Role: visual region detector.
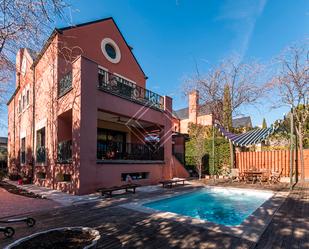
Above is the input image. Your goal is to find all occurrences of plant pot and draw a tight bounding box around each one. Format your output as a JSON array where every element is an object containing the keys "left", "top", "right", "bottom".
[
  {"left": 9, "top": 174, "right": 21, "bottom": 181},
  {"left": 22, "top": 177, "right": 32, "bottom": 184},
  {"left": 4, "top": 227, "right": 101, "bottom": 249}
]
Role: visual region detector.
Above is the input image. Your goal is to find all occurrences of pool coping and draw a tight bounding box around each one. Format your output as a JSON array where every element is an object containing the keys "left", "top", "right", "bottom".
[{"left": 119, "top": 186, "right": 289, "bottom": 242}]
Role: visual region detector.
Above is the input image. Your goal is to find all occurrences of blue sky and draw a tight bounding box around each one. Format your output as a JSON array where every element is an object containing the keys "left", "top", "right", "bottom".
[{"left": 0, "top": 0, "right": 308, "bottom": 136}]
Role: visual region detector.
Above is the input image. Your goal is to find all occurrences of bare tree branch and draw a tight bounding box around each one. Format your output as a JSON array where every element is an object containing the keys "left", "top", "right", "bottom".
[
  {"left": 0, "top": 0, "right": 70, "bottom": 101},
  {"left": 184, "top": 55, "right": 265, "bottom": 123},
  {"left": 268, "top": 43, "right": 309, "bottom": 181}
]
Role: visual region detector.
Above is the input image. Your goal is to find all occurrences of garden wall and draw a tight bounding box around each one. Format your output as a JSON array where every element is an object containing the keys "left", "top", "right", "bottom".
[{"left": 235, "top": 149, "right": 309, "bottom": 179}]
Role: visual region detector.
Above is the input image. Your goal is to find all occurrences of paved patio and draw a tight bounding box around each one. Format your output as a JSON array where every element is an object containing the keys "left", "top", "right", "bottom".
[
  {"left": 0, "top": 182, "right": 308, "bottom": 249},
  {"left": 4, "top": 180, "right": 101, "bottom": 206},
  {"left": 0, "top": 187, "right": 60, "bottom": 219}
]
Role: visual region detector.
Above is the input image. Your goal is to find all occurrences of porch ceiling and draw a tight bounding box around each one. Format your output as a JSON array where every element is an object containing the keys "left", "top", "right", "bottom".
[{"left": 97, "top": 111, "right": 161, "bottom": 130}]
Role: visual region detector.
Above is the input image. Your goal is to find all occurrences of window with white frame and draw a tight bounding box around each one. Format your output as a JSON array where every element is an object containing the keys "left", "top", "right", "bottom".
[
  {"left": 101, "top": 38, "right": 121, "bottom": 64},
  {"left": 21, "top": 57, "right": 27, "bottom": 76},
  {"left": 36, "top": 127, "right": 46, "bottom": 163},
  {"left": 18, "top": 97, "right": 21, "bottom": 114},
  {"left": 18, "top": 86, "right": 30, "bottom": 113},
  {"left": 22, "top": 91, "right": 26, "bottom": 109}
]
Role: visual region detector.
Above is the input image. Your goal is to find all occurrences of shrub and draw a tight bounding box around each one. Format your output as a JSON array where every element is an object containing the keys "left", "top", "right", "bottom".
[
  {"left": 36, "top": 172, "right": 46, "bottom": 179},
  {"left": 8, "top": 173, "right": 21, "bottom": 181},
  {"left": 186, "top": 137, "right": 230, "bottom": 176},
  {"left": 0, "top": 170, "right": 6, "bottom": 181},
  {"left": 56, "top": 172, "right": 64, "bottom": 182}
]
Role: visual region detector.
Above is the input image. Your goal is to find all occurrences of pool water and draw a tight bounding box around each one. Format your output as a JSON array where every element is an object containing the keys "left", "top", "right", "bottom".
[{"left": 144, "top": 188, "right": 272, "bottom": 226}]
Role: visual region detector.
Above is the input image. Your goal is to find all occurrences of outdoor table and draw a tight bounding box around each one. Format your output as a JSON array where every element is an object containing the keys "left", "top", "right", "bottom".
[{"left": 243, "top": 171, "right": 263, "bottom": 184}]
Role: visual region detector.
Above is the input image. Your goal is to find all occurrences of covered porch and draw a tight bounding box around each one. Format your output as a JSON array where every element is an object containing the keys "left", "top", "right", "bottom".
[{"left": 97, "top": 111, "right": 165, "bottom": 163}]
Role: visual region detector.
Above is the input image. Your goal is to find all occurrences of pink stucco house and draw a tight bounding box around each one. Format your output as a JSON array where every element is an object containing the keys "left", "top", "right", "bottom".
[{"left": 7, "top": 17, "right": 188, "bottom": 195}]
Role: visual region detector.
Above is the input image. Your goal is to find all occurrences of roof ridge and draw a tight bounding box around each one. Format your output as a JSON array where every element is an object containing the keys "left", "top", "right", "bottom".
[{"left": 58, "top": 17, "right": 114, "bottom": 31}]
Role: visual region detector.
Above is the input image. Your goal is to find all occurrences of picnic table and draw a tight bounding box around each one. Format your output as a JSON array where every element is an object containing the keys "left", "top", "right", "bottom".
[{"left": 243, "top": 171, "right": 263, "bottom": 184}]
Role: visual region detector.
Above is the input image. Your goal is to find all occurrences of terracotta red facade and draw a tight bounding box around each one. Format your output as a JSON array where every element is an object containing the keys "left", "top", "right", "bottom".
[{"left": 7, "top": 18, "right": 188, "bottom": 195}]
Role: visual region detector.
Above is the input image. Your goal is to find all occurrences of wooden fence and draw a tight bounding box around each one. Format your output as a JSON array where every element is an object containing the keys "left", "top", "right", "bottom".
[{"left": 236, "top": 149, "right": 309, "bottom": 179}]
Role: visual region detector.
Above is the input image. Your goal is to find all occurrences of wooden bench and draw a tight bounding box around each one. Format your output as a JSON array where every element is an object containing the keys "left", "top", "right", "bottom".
[
  {"left": 159, "top": 179, "right": 186, "bottom": 188},
  {"left": 97, "top": 184, "right": 141, "bottom": 197}
]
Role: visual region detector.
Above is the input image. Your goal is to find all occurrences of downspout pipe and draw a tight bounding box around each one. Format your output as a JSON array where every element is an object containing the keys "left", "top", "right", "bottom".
[
  {"left": 289, "top": 107, "right": 294, "bottom": 190},
  {"left": 31, "top": 67, "right": 36, "bottom": 183}
]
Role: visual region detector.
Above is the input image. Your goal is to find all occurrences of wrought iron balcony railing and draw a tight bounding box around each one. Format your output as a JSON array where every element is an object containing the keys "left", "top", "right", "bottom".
[
  {"left": 97, "top": 141, "right": 164, "bottom": 161},
  {"left": 97, "top": 68, "right": 164, "bottom": 110},
  {"left": 36, "top": 146, "right": 46, "bottom": 163},
  {"left": 57, "top": 140, "right": 72, "bottom": 164},
  {"left": 58, "top": 72, "right": 72, "bottom": 97}
]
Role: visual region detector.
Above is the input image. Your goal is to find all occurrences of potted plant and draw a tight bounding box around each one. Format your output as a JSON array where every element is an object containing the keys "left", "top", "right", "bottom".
[
  {"left": 20, "top": 171, "right": 33, "bottom": 184},
  {"left": 4, "top": 227, "right": 101, "bottom": 249},
  {"left": 36, "top": 171, "right": 46, "bottom": 179},
  {"left": 8, "top": 172, "right": 21, "bottom": 181},
  {"left": 0, "top": 170, "right": 6, "bottom": 181}
]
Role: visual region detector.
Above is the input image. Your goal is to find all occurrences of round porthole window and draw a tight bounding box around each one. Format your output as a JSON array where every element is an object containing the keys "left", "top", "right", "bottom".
[
  {"left": 105, "top": 44, "right": 116, "bottom": 59},
  {"left": 101, "top": 38, "right": 121, "bottom": 63}
]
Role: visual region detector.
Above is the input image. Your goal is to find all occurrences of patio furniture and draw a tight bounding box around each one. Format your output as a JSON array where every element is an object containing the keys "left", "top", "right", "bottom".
[
  {"left": 159, "top": 179, "right": 186, "bottom": 188},
  {"left": 229, "top": 168, "right": 243, "bottom": 182},
  {"left": 0, "top": 226, "right": 15, "bottom": 238},
  {"left": 243, "top": 170, "right": 263, "bottom": 184},
  {"left": 270, "top": 168, "right": 283, "bottom": 184},
  {"left": 97, "top": 183, "right": 141, "bottom": 197},
  {"left": 0, "top": 217, "right": 35, "bottom": 238},
  {"left": 0, "top": 217, "right": 35, "bottom": 227},
  {"left": 259, "top": 169, "right": 271, "bottom": 185}
]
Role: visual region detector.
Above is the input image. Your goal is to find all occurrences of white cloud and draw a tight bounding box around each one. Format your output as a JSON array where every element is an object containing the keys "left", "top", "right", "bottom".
[{"left": 216, "top": 0, "right": 267, "bottom": 61}]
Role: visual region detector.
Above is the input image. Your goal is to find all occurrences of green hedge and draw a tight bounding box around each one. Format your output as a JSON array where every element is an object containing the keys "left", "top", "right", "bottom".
[{"left": 186, "top": 137, "right": 230, "bottom": 175}]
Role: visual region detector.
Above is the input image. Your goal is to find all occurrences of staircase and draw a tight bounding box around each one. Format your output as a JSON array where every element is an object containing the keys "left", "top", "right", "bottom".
[{"left": 172, "top": 154, "right": 189, "bottom": 178}]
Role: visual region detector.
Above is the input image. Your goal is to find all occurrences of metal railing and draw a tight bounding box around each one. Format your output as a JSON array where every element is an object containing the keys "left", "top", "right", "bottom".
[
  {"left": 97, "top": 68, "right": 164, "bottom": 110},
  {"left": 36, "top": 146, "right": 46, "bottom": 163},
  {"left": 58, "top": 72, "right": 72, "bottom": 97},
  {"left": 97, "top": 141, "right": 164, "bottom": 161},
  {"left": 57, "top": 140, "right": 72, "bottom": 164}
]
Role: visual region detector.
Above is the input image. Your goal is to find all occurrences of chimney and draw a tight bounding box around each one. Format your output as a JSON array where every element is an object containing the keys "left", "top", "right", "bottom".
[{"left": 189, "top": 90, "right": 199, "bottom": 123}]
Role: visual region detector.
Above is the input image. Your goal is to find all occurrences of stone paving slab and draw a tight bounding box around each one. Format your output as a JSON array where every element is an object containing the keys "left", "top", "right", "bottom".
[{"left": 4, "top": 180, "right": 101, "bottom": 206}]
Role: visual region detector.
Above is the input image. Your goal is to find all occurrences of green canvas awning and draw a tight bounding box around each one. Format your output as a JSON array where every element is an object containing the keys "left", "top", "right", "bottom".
[{"left": 214, "top": 121, "right": 282, "bottom": 147}]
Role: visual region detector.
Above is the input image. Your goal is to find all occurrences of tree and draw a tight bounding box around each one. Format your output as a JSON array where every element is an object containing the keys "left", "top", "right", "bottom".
[
  {"left": 187, "top": 123, "right": 209, "bottom": 180},
  {"left": 222, "top": 83, "right": 235, "bottom": 168},
  {"left": 0, "top": 0, "right": 69, "bottom": 105},
  {"left": 185, "top": 55, "right": 264, "bottom": 123},
  {"left": 305, "top": 117, "right": 309, "bottom": 149},
  {"left": 185, "top": 55, "right": 265, "bottom": 171},
  {"left": 262, "top": 118, "right": 267, "bottom": 128},
  {"left": 223, "top": 84, "right": 232, "bottom": 131},
  {"left": 269, "top": 44, "right": 309, "bottom": 181}
]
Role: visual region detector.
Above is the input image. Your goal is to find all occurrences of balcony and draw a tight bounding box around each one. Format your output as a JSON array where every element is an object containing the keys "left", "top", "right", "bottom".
[
  {"left": 97, "top": 68, "right": 164, "bottom": 111},
  {"left": 57, "top": 140, "right": 72, "bottom": 164},
  {"left": 58, "top": 72, "right": 72, "bottom": 97},
  {"left": 36, "top": 146, "right": 46, "bottom": 163},
  {"left": 97, "top": 141, "right": 164, "bottom": 162}
]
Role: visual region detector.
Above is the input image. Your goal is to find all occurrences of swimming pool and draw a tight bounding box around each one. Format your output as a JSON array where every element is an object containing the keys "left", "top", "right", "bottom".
[{"left": 143, "top": 187, "right": 273, "bottom": 226}]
